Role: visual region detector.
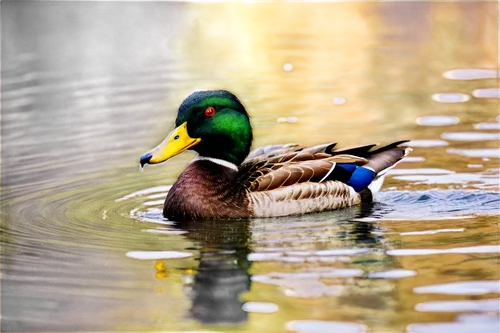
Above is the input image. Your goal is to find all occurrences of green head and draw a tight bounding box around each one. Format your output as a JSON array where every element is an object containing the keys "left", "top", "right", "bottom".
[{"left": 140, "top": 90, "right": 253, "bottom": 167}]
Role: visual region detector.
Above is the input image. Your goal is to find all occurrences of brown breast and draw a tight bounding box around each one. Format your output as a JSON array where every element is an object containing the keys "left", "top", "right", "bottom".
[{"left": 163, "top": 160, "right": 251, "bottom": 220}]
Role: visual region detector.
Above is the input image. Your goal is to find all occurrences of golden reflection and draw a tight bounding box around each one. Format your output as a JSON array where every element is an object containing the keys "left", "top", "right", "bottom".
[
  {"left": 154, "top": 260, "right": 170, "bottom": 279},
  {"left": 176, "top": 2, "right": 378, "bottom": 146},
  {"left": 170, "top": 2, "right": 498, "bottom": 183}
]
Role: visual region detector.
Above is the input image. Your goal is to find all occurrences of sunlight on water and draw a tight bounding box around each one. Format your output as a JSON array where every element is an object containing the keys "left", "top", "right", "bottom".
[
  {"left": 282, "top": 63, "right": 294, "bottom": 72},
  {"left": 474, "top": 122, "right": 500, "bottom": 130},
  {"left": 415, "top": 298, "right": 500, "bottom": 312},
  {"left": 431, "top": 93, "right": 471, "bottom": 103},
  {"left": 116, "top": 185, "right": 172, "bottom": 202},
  {"left": 414, "top": 281, "right": 500, "bottom": 295},
  {"left": 286, "top": 320, "right": 367, "bottom": 333},
  {"left": 441, "top": 132, "right": 500, "bottom": 141},
  {"left": 405, "top": 140, "right": 449, "bottom": 147},
  {"left": 388, "top": 168, "right": 455, "bottom": 175},
  {"left": 473, "top": 88, "right": 500, "bottom": 99},
  {"left": 399, "top": 228, "right": 464, "bottom": 236},
  {"left": 416, "top": 115, "right": 460, "bottom": 126},
  {"left": 242, "top": 302, "right": 279, "bottom": 313},
  {"left": 332, "top": 96, "right": 347, "bottom": 105},
  {"left": 443, "top": 69, "right": 500, "bottom": 80},
  {"left": 387, "top": 245, "right": 500, "bottom": 256},
  {"left": 447, "top": 148, "right": 500, "bottom": 158},
  {"left": 409, "top": 322, "right": 500, "bottom": 333},
  {"left": 125, "top": 250, "right": 193, "bottom": 260},
  {"left": 367, "top": 269, "right": 417, "bottom": 279}
]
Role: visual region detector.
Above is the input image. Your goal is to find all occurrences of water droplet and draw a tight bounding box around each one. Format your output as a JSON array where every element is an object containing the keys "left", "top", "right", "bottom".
[
  {"left": 332, "top": 96, "right": 346, "bottom": 105},
  {"left": 276, "top": 116, "right": 299, "bottom": 124},
  {"left": 283, "top": 63, "right": 294, "bottom": 72}
]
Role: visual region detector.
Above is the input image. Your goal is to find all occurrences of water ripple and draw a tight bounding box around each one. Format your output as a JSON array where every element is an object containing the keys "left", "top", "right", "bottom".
[
  {"left": 416, "top": 115, "right": 460, "bottom": 126},
  {"left": 432, "top": 93, "right": 470, "bottom": 103},
  {"left": 441, "top": 132, "right": 500, "bottom": 141},
  {"left": 387, "top": 245, "right": 499, "bottom": 256},
  {"left": 408, "top": 317, "right": 500, "bottom": 333},
  {"left": 415, "top": 298, "right": 500, "bottom": 312},
  {"left": 242, "top": 302, "right": 279, "bottom": 313},
  {"left": 474, "top": 122, "right": 500, "bottom": 130},
  {"left": 414, "top": 280, "right": 500, "bottom": 295},
  {"left": 473, "top": 88, "right": 500, "bottom": 99},
  {"left": 447, "top": 148, "right": 500, "bottom": 158},
  {"left": 378, "top": 190, "right": 500, "bottom": 217},
  {"left": 443, "top": 69, "right": 500, "bottom": 80},
  {"left": 287, "top": 320, "right": 367, "bottom": 333}
]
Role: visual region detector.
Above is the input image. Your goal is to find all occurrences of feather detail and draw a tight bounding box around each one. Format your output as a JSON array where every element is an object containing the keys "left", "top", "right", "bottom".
[
  {"left": 331, "top": 143, "right": 377, "bottom": 156},
  {"left": 250, "top": 159, "right": 334, "bottom": 191},
  {"left": 241, "top": 141, "right": 410, "bottom": 198},
  {"left": 246, "top": 144, "right": 301, "bottom": 160},
  {"left": 243, "top": 153, "right": 367, "bottom": 192},
  {"left": 238, "top": 151, "right": 333, "bottom": 187},
  {"left": 368, "top": 147, "right": 412, "bottom": 194},
  {"left": 365, "top": 143, "right": 410, "bottom": 173},
  {"left": 300, "top": 142, "right": 337, "bottom": 154},
  {"left": 249, "top": 181, "right": 360, "bottom": 217}
]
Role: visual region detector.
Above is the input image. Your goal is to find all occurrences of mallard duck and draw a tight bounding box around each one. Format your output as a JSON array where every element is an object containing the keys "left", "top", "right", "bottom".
[{"left": 140, "top": 90, "right": 410, "bottom": 220}]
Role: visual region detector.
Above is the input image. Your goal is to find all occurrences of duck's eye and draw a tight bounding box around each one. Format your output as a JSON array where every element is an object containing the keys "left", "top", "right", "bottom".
[{"left": 204, "top": 107, "right": 216, "bottom": 117}]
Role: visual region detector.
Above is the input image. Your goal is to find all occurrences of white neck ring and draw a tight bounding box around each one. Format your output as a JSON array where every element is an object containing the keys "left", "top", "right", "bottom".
[{"left": 192, "top": 156, "right": 239, "bottom": 172}]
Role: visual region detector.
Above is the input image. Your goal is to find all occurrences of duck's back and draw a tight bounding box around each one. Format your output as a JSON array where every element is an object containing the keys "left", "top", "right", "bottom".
[{"left": 239, "top": 141, "right": 410, "bottom": 217}]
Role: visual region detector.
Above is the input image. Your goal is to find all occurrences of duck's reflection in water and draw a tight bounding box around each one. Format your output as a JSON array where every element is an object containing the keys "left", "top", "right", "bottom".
[
  {"left": 177, "top": 219, "right": 252, "bottom": 325},
  {"left": 168, "top": 202, "right": 384, "bottom": 325}
]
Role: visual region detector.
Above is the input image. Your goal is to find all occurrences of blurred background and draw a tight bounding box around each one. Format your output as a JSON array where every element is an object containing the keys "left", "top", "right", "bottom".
[{"left": 1, "top": 1, "right": 499, "bottom": 332}]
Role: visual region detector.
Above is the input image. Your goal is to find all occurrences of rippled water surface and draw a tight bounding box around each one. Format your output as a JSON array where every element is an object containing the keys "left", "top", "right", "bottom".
[{"left": 1, "top": 2, "right": 499, "bottom": 332}]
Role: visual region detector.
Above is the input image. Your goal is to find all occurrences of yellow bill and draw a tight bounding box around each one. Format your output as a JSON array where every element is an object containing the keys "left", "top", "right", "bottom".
[{"left": 140, "top": 122, "right": 201, "bottom": 167}]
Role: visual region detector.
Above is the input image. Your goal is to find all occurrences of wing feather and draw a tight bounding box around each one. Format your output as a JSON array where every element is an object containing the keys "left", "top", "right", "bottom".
[{"left": 238, "top": 141, "right": 408, "bottom": 193}]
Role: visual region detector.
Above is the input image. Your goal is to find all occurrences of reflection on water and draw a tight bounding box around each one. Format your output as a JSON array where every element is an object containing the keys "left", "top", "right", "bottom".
[
  {"left": 1, "top": 1, "right": 499, "bottom": 332},
  {"left": 416, "top": 115, "right": 460, "bottom": 126},
  {"left": 431, "top": 93, "right": 471, "bottom": 103}
]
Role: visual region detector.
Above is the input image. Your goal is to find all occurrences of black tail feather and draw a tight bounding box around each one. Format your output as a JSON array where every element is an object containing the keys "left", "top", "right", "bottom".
[
  {"left": 368, "top": 140, "right": 410, "bottom": 155},
  {"left": 331, "top": 143, "right": 378, "bottom": 157},
  {"left": 365, "top": 141, "right": 410, "bottom": 174}
]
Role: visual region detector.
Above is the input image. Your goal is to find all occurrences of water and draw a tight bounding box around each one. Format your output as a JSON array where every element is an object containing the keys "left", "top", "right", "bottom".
[{"left": 1, "top": 2, "right": 499, "bottom": 332}]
